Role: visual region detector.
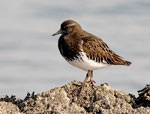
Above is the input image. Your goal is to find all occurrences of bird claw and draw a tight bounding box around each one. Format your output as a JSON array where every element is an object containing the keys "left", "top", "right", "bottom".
[
  {"left": 71, "top": 81, "right": 85, "bottom": 95},
  {"left": 87, "top": 80, "right": 96, "bottom": 85}
]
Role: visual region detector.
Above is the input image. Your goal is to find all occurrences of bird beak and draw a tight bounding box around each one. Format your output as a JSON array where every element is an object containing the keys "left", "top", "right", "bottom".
[{"left": 52, "top": 29, "right": 62, "bottom": 36}]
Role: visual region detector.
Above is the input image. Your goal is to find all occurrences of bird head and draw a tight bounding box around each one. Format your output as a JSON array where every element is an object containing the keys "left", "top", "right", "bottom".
[{"left": 52, "top": 20, "right": 82, "bottom": 36}]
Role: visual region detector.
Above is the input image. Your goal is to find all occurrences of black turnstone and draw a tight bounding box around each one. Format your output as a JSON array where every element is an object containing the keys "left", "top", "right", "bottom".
[{"left": 52, "top": 20, "right": 131, "bottom": 86}]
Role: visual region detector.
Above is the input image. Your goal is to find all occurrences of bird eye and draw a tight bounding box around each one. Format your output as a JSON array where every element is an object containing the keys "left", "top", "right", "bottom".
[{"left": 64, "top": 26, "right": 69, "bottom": 29}]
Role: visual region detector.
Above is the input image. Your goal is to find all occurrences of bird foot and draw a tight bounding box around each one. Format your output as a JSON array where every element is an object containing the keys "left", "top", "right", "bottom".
[
  {"left": 71, "top": 81, "right": 85, "bottom": 95},
  {"left": 87, "top": 80, "right": 96, "bottom": 85},
  {"left": 72, "top": 80, "right": 96, "bottom": 95}
]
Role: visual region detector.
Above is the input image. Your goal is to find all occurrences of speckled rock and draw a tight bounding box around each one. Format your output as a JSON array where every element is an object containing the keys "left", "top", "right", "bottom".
[
  {"left": 23, "top": 87, "right": 86, "bottom": 114},
  {"left": 0, "top": 81, "right": 150, "bottom": 114},
  {"left": 62, "top": 81, "right": 133, "bottom": 114},
  {"left": 0, "top": 101, "right": 23, "bottom": 114}
]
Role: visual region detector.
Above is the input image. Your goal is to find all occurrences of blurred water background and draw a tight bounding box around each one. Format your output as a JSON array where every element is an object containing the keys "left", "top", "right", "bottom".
[{"left": 0, "top": 0, "right": 149, "bottom": 98}]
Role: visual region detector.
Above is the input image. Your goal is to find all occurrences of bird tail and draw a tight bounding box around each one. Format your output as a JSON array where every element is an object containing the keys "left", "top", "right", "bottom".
[
  {"left": 111, "top": 53, "right": 132, "bottom": 66},
  {"left": 124, "top": 60, "right": 132, "bottom": 66}
]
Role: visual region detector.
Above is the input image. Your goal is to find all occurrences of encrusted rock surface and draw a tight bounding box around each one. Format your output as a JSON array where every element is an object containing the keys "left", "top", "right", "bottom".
[
  {"left": 0, "top": 101, "right": 22, "bottom": 114},
  {"left": 0, "top": 81, "right": 150, "bottom": 114}
]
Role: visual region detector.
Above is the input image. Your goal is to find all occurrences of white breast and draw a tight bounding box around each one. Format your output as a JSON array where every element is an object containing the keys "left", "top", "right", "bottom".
[{"left": 67, "top": 52, "right": 110, "bottom": 71}]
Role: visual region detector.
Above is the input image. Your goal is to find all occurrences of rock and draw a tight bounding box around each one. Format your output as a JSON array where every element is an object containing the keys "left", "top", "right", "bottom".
[
  {"left": 135, "top": 84, "right": 150, "bottom": 107},
  {"left": 0, "top": 81, "right": 150, "bottom": 114},
  {"left": 23, "top": 87, "right": 86, "bottom": 114},
  {"left": 0, "top": 101, "right": 23, "bottom": 114}
]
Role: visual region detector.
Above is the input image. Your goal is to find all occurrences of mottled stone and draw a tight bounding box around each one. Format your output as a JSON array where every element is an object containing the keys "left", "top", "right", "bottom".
[
  {"left": 0, "top": 81, "right": 150, "bottom": 114},
  {"left": 0, "top": 101, "right": 23, "bottom": 114}
]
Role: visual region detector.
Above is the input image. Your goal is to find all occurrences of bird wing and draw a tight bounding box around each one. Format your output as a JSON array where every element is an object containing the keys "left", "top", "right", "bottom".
[{"left": 81, "top": 36, "right": 131, "bottom": 65}]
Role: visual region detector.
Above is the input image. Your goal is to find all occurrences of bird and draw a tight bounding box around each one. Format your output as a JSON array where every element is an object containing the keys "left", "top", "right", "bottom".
[{"left": 52, "top": 20, "right": 131, "bottom": 87}]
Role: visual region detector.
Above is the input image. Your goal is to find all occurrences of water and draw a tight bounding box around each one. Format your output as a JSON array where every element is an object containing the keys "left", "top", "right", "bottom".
[{"left": 0, "top": 0, "right": 150, "bottom": 98}]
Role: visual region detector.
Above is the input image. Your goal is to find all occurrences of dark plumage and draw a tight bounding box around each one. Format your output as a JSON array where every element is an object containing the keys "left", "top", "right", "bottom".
[{"left": 52, "top": 20, "right": 131, "bottom": 86}]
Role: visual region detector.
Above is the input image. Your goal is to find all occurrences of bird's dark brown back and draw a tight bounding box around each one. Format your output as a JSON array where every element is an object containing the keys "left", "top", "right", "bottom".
[{"left": 81, "top": 31, "right": 132, "bottom": 66}]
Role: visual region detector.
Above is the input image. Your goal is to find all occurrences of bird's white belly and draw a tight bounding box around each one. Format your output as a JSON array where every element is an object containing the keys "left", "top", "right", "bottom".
[{"left": 67, "top": 52, "right": 110, "bottom": 71}]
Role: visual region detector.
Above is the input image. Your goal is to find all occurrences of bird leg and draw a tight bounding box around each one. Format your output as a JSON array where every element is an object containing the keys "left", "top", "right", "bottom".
[
  {"left": 72, "top": 70, "right": 90, "bottom": 94},
  {"left": 81, "top": 70, "right": 90, "bottom": 88},
  {"left": 87, "top": 70, "right": 96, "bottom": 85},
  {"left": 72, "top": 70, "right": 95, "bottom": 94},
  {"left": 82, "top": 70, "right": 96, "bottom": 86}
]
